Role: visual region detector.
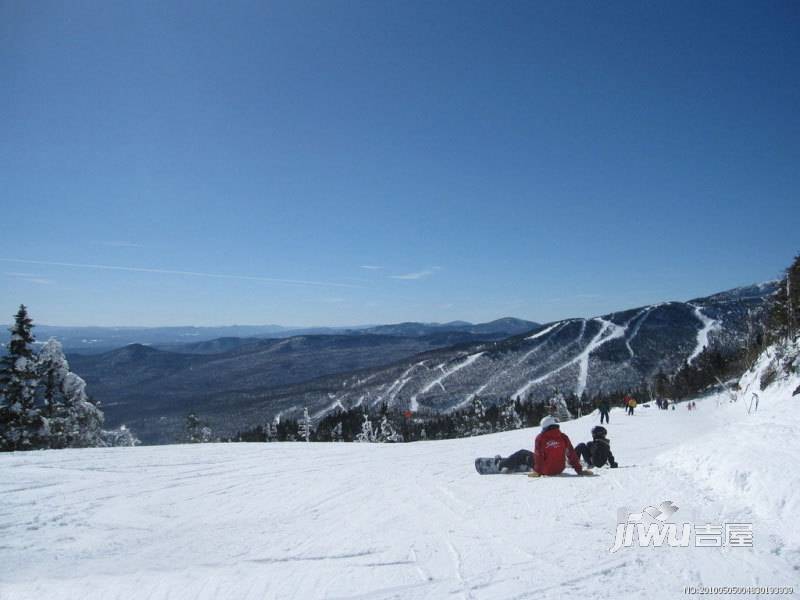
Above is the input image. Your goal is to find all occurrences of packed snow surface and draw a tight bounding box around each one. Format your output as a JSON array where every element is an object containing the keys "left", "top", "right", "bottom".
[{"left": 2, "top": 375, "right": 799, "bottom": 599}]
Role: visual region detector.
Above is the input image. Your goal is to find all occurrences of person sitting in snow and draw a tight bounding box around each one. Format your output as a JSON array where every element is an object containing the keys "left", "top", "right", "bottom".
[
  {"left": 574, "top": 425, "right": 618, "bottom": 468},
  {"left": 493, "top": 416, "right": 590, "bottom": 476},
  {"left": 530, "top": 416, "right": 588, "bottom": 477}
]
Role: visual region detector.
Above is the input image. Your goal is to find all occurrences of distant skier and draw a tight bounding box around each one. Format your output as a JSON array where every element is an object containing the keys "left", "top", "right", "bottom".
[
  {"left": 529, "top": 416, "right": 589, "bottom": 477},
  {"left": 625, "top": 395, "right": 637, "bottom": 416},
  {"left": 597, "top": 398, "right": 611, "bottom": 424},
  {"left": 575, "top": 426, "right": 618, "bottom": 468}
]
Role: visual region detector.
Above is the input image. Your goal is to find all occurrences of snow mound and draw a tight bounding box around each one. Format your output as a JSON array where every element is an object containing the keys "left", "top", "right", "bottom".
[{"left": 657, "top": 340, "right": 800, "bottom": 545}]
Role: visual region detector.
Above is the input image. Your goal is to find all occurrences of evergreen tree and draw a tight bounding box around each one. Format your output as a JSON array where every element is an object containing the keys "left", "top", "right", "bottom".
[
  {"left": 378, "top": 414, "right": 402, "bottom": 442},
  {"left": 183, "top": 413, "right": 212, "bottom": 443},
  {"left": 60, "top": 373, "right": 104, "bottom": 447},
  {"left": 0, "top": 305, "right": 46, "bottom": 451},
  {"left": 466, "top": 396, "right": 490, "bottom": 436},
  {"left": 499, "top": 397, "right": 522, "bottom": 431},
  {"left": 299, "top": 407, "right": 312, "bottom": 442},
  {"left": 355, "top": 411, "right": 375, "bottom": 442},
  {"left": 36, "top": 338, "right": 68, "bottom": 423},
  {"left": 770, "top": 254, "right": 800, "bottom": 340},
  {"left": 35, "top": 338, "right": 103, "bottom": 448},
  {"left": 100, "top": 424, "right": 140, "bottom": 447}
]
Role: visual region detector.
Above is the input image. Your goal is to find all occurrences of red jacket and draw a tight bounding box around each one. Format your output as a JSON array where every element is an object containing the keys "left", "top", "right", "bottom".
[{"left": 534, "top": 427, "right": 583, "bottom": 475}]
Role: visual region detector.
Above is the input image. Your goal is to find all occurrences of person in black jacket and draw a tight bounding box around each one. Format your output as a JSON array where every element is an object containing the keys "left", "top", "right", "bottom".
[
  {"left": 575, "top": 426, "right": 618, "bottom": 468},
  {"left": 598, "top": 399, "right": 610, "bottom": 424}
]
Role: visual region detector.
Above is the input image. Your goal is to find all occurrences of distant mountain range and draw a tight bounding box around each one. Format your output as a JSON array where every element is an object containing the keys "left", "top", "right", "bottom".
[
  {"left": 61, "top": 283, "right": 774, "bottom": 444},
  {"left": 5, "top": 285, "right": 776, "bottom": 444},
  {"left": 21, "top": 318, "right": 539, "bottom": 354},
  {"left": 68, "top": 331, "right": 520, "bottom": 411}
]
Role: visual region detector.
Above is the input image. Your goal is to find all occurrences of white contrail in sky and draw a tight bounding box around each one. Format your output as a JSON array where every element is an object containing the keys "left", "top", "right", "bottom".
[
  {"left": 0, "top": 258, "right": 361, "bottom": 289},
  {"left": 390, "top": 266, "right": 442, "bottom": 280}
]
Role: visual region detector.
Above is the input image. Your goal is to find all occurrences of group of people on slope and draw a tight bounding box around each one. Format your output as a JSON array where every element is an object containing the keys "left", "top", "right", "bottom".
[
  {"left": 596, "top": 395, "right": 637, "bottom": 423},
  {"left": 493, "top": 417, "right": 618, "bottom": 477}
]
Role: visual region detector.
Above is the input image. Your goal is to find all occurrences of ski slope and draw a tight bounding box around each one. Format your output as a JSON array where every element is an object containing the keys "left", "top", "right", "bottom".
[
  {"left": 687, "top": 304, "right": 720, "bottom": 365},
  {"left": 2, "top": 378, "right": 798, "bottom": 599}
]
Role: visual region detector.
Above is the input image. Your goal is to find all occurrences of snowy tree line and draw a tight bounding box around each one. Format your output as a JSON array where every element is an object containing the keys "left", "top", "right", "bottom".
[
  {"left": 768, "top": 254, "right": 800, "bottom": 342},
  {"left": 230, "top": 395, "right": 557, "bottom": 443},
  {"left": 0, "top": 306, "right": 139, "bottom": 451}
]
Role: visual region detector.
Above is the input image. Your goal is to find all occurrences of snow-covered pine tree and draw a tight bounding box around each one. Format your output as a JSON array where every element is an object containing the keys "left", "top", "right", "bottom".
[
  {"left": 500, "top": 397, "right": 522, "bottom": 431},
  {"left": 0, "top": 305, "right": 47, "bottom": 451},
  {"left": 35, "top": 338, "right": 104, "bottom": 448},
  {"left": 467, "top": 396, "right": 490, "bottom": 436},
  {"left": 36, "top": 338, "right": 69, "bottom": 424},
  {"left": 299, "top": 407, "right": 312, "bottom": 442},
  {"left": 770, "top": 254, "right": 800, "bottom": 340},
  {"left": 60, "top": 372, "right": 104, "bottom": 448},
  {"left": 355, "top": 411, "right": 375, "bottom": 442},
  {"left": 100, "top": 424, "right": 140, "bottom": 447},
  {"left": 378, "top": 415, "right": 403, "bottom": 442},
  {"left": 184, "top": 413, "right": 204, "bottom": 443}
]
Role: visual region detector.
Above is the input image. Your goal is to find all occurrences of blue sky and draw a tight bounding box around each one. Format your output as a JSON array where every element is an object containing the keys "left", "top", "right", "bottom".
[{"left": 1, "top": 1, "right": 798, "bottom": 327}]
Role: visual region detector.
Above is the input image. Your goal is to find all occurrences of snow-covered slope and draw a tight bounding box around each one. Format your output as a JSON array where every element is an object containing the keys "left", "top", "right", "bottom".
[
  {"left": 2, "top": 343, "right": 798, "bottom": 599},
  {"left": 659, "top": 339, "right": 800, "bottom": 534}
]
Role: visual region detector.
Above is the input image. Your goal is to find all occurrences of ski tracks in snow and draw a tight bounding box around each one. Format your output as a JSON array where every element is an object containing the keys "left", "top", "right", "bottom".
[{"left": 3, "top": 396, "right": 798, "bottom": 600}]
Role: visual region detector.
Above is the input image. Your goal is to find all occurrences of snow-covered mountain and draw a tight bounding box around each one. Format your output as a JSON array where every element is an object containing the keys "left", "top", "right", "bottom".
[
  {"left": 98, "top": 283, "right": 775, "bottom": 443},
  {"left": 24, "top": 318, "right": 539, "bottom": 354},
  {"left": 360, "top": 317, "right": 539, "bottom": 338},
  {"left": 2, "top": 333, "right": 797, "bottom": 599}
]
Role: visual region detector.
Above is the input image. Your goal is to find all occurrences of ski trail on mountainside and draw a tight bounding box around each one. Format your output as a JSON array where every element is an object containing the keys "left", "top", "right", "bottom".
[
  {"left": 410, "top": 353, "right": 484, "bottom": 412},
  {"left": 461, "top": 322, "right": 570, "bottom": 407},
  {"left": 514, "top": 318, "right": 627, "bottom": 399},
  {"left": 624, "top": 306, "right": 655, "bottom": 358},
  {"left": 525, "top": 321, "right": 563, "bottom": 341},
  {"left": 362, "top": 362, "right": 429, "bottom": 411},
  {"left": 687, "top": 304, "right": 719, "bottom": 365}
]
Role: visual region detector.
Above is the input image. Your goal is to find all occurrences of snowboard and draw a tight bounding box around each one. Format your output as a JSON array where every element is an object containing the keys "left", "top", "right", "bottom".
[
  {"left": 474, "top": 457, "right": 531, "bottom": 475},
  {"left": 529, "top": 471, "right": 597, "bottom": 478}
]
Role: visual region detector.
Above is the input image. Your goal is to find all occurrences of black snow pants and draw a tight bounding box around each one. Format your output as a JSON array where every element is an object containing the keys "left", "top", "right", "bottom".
[{"left": 498, "top": 449, "right": 534, "bottom": 471}]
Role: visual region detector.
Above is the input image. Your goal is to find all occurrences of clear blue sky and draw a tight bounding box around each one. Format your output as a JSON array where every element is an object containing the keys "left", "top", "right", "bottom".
[{"left": 1, "top": 1, "right": 798, "bottom": 327}]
